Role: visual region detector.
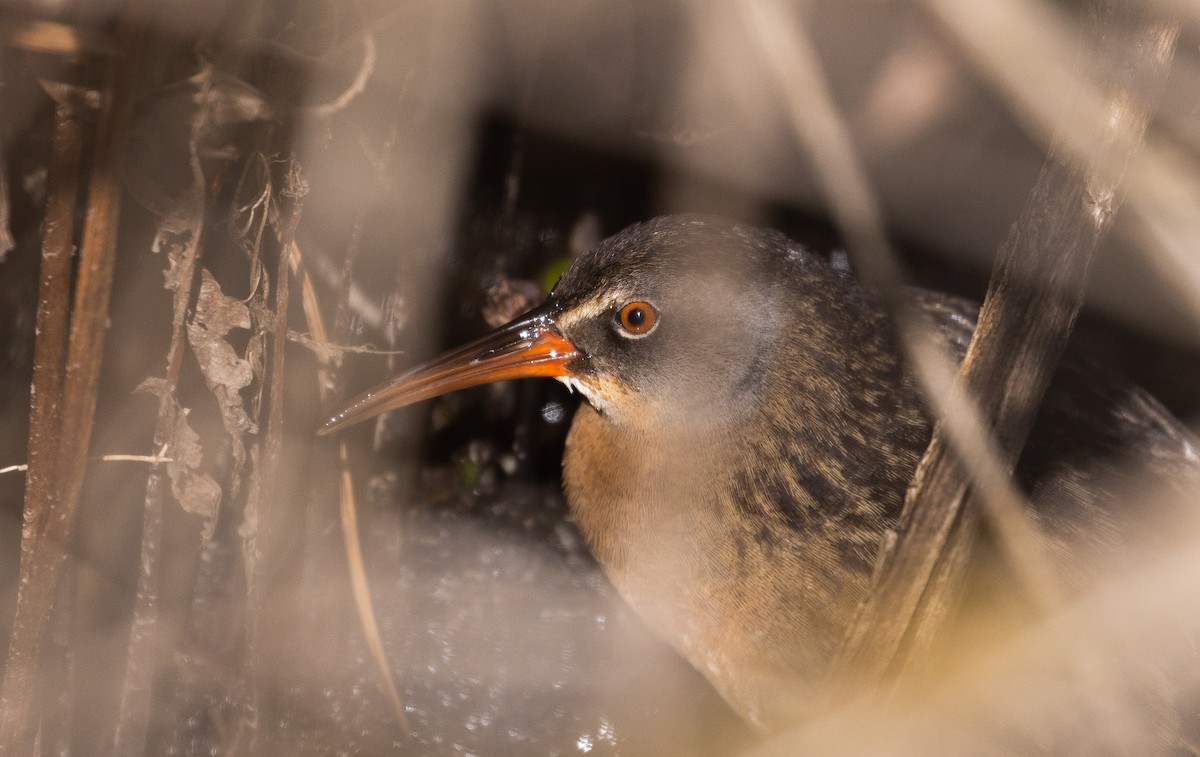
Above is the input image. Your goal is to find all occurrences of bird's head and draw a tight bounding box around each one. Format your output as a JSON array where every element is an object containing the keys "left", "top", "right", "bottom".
[{"left": 319, "top": 215, "right": 815, "bottom": 435}]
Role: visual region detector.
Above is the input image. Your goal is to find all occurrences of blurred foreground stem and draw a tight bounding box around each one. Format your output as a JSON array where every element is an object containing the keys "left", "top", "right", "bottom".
[{"left": 833, "top": 0, "right": 1179, "bottom": 699}]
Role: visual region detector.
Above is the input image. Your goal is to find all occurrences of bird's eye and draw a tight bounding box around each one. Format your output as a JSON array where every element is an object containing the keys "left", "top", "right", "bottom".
[{"left": 615, "top": 301, "right": 658, "bottom": 337}]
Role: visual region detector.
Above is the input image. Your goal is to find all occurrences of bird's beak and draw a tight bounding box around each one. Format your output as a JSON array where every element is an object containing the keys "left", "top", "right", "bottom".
[{"left": 318, "top": 305, "right": 579, "bottom": 435}]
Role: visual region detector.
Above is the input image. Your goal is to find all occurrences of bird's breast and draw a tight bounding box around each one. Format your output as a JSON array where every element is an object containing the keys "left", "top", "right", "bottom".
[{"left": 560, "top": 401, "right": 876, "bottom": 729}]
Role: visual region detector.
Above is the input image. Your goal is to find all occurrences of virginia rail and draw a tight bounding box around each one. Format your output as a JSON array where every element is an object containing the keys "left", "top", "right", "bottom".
[{"left": 320, "top": 215, "right": 1199, "bottom": 733}]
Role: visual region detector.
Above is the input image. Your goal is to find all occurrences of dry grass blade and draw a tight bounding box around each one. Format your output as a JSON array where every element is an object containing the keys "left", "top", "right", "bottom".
[
  {"left": 289, "top": 243, "right": 411, "bottom": 733},
  {"left": 736, "top": 0, "right": 998, "bottom": 690},
  {"left": 337, "top": 442, "right": 410, "bottom": 732},
  {"left": 51, "top": 49, "right": 129, "bottom": 604},
  {"left": 283, "top": 57, "right": 411, "bottom": 722},
  {"left": 289, "top": 248, "right": 336, "bottom": 398}
]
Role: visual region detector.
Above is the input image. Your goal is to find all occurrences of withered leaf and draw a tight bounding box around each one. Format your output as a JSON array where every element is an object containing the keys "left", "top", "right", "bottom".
[
  {"left": 187, "top": 269, "right": 257, "bottom": 494},
  {"left": 136, "top": 377, "right": 221, "bottom": 541}
]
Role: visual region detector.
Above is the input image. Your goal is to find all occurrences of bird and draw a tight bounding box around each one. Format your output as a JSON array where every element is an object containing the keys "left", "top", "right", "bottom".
[{"left": 319, "top": 214, "right": 1200, "bottom": 737}]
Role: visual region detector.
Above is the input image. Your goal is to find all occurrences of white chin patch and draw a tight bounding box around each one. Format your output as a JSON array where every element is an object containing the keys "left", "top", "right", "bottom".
[
  {"left": 555, "top": 375, "right": 611, "bottom": 415},
  {"left": 554, "top": 375, "right": 579, "bottom": 394}
]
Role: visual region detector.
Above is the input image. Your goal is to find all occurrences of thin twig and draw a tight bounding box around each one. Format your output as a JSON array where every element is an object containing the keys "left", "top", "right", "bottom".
[
  {"left": 0, "top": 455, "right": 174, "bottom": 475},
  {"left": 286, "top": 329, "right": 402, "bottom": 358}
]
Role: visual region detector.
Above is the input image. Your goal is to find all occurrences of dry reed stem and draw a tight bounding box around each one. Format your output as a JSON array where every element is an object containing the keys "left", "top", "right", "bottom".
[
  {"left": 0, "top": 15, "right": 138, "bottom": 748},
  {"left": 17, "top": 89, "right": 84, "bottom": 589},
  {"left": 0, "top": 78, "right": 84, "bottom": 755}
]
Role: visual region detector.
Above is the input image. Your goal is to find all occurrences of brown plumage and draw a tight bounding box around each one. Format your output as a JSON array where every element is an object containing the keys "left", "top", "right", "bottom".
[{"left": 321, "top": 214, "right": 1200, "bottom": 735}]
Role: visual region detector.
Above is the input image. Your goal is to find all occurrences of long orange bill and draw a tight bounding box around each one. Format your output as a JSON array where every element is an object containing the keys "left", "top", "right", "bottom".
[{"left": 319, "top": 306, "right": 579, "bottom": 435}]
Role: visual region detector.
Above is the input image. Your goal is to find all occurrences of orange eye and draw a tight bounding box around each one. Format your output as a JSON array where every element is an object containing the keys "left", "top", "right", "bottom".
[{"left": 616, "top": 301, "right": 658, "bottom": 336}]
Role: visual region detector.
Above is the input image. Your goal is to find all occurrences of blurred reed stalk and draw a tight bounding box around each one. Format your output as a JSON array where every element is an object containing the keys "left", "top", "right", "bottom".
[{"left": 741, "top": 0, "right": 1180, "bottom": 736}]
